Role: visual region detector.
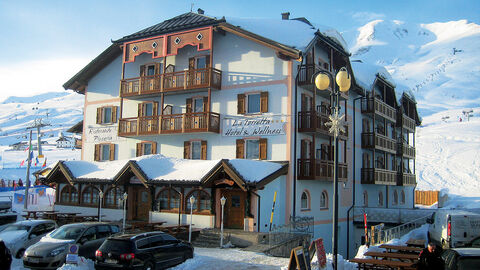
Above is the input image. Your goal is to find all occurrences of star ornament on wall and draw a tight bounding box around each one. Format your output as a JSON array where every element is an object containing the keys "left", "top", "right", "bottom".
[{"left": 325, "top": 111, "right": 346, "bottom": 138}]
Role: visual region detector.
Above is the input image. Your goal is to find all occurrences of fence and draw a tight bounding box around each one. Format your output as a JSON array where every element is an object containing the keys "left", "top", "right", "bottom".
[
  {"left": 415, "top": 190, "right": 439, "bottom": 206},
  {"left": 370, "top": 215, "right": 431, "bottom": 245},
  {"left": 268, "top": 215, "right": 314, "bottom": 247}
]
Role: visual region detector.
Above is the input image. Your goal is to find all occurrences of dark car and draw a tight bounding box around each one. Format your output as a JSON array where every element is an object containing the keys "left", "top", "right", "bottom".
[
  {"left": 95, "top": 231, "right": 193, "bottom": 270},
  {"left": 23, "top": 222, "right": 119, "bottom": 269},
  {"left": 441, "top": 248, "right": 480, "bottom": 270}
]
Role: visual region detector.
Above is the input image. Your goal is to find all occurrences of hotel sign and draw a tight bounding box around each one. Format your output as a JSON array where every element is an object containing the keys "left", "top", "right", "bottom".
[
  {"left": 222, "top": 117, "right": 286, "bottom": 136},
  {"left": 86, "top": 126, "right": 124, "bottom": 143}
]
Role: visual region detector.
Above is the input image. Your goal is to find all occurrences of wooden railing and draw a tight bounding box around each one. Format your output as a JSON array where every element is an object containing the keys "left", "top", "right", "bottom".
[
  {"left": 118, "top": 112, "right": 220, "bottom": 136},
  {"left": 397, "top": 172, "right": 416, "bottom": 186},
  {"left": 298, "top": 111, "right": 348, "bottom": 138},
  {"left": 361, "top": 168, "right": 397, "bottom": 185},
  {"left": 362, "top": 97, "right": 396, "bottom": 123},
  {"left": 361, "top": 132, "right": 396, "bottom": 153},
  {"left": 397, "top": 142, "right": 415, "bottom": 159},
  {"left": 297, "top": 158, "right": 347, "bottom": 181},
  {"left": 397, "top": 113, "right": 416, "bottom": 133},
  {"left": 120, "top": 67, "right": 222, "bottom": 97},
  {"left": 297, "top": 64, "right": 348, "bottom": 98}
]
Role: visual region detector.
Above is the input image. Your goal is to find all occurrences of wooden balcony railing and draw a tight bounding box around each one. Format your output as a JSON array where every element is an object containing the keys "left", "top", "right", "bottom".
[
  {"left": 361, "top": 168, "right": 397, "bottom": 185},
  {"left": 118, "top": 112, "right": 220, "bottom": 136},
  {"left": 297, "top": 158, "right": 347, "bottom": 181},
  {"left": 120, "top": 67, "right": 222, "bottom": 97},
  {"left": 298, "top": 111, "right": 348, "bottom": 138},
  {"left": 397, "top": 113, "right": 416, "bottom": 133},
  {"left": 361, "top": 132, "right": 397, "bottom": 153},
  {"left": 361, "top": 97, "right": 396, "bottom": 123},
  {"left": 397, "top": 172, "right": 416, "bottom": 186},
  {"left": 397, "top": 142, "right": 415, "bottom": 159}
]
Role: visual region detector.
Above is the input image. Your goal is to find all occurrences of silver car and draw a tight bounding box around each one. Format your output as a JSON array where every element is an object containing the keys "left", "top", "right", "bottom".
[
  {"left": 23, "top": 222, "right": 119, "bottom": 269},
  {"left": 0, "top": 219, "right": 57, "bottom": 258}
]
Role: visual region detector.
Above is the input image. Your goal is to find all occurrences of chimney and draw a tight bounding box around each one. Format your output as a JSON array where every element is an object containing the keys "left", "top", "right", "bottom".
[
  {"left": 281, "top": 12, "right": 290, "bottom": 20},
  {"left": 197, "top": 8, "right": 205, "bottom": 15}
]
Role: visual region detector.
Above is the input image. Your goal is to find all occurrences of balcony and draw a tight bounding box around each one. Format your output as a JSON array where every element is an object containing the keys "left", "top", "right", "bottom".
[
  {"left": 297, "top": 158, "right": 347, "bottom": 181},
  {"left": 361, "top": 168, "right": 397, "bottom": 185},
  {"left": 397, "top": 172, "right": 416, "bottom": 186},
  {"left": 397, "top": 112, "right": 416, "bottom": 133},
  {"left": 298, "top": 111, "right": 348, "bottom": 139},
  {"left": 397, "top": 142, "right": 415, "bottom": 159},
  {"left": 118, "top": 112, "right": 220, "bottom": 136},
  {"left": 361, "top": 132, "right": 396, "bottom": 154},
  {"left": 120, "top": 67, "right": 222, "bottom": 97},
  {"left": 361, "top": 97, "right": 396, "bottom": 123},
  {"left": 297, "top": 64, "right": 348, "bottom": 99}
]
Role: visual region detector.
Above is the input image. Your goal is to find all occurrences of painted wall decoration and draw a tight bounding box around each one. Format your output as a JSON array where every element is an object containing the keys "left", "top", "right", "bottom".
[
  {"left": 86, "top": 126, "right": 125, "bottom": 143},
  {"left": 222, "top": 116, "right": 287, "bottom": 136}
]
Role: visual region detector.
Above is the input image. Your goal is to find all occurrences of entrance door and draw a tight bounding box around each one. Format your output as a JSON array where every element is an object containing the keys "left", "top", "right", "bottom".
[
  {"left": 128, "top": 186, "right": 151, "bottom": 221},
  {"left": 223, "top": 190, "right": 245, "bottom": 229}
]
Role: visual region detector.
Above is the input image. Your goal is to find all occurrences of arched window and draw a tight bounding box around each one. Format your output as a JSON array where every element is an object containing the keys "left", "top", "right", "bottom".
[
  {"left": 378, "top": 191, "right": 383, "bottom": 206},
  {"left": 401, "top": 190, "right": 406, "bottom": 205},
  {"left": 60, "top": 185, "right": 78, "bottom": 204},
  {"left": 393, "top": 190, "right": 398, "bottom": 205},
  {"left": 185, "top": 189, "right": 211, "bottom": 213},
  {"left": 300, "top": 191, "right": 310, "bottom": 210},
  {"left": 154, "top": 188, "right": 181, "bottom": 212},
  {"left": 320, "top": 191, "right": 328, "bottom": 209},
  {"left": 105, "top": 187, "right": 123, "bottom": 209},
  {"left": 82, "top": 185, "right": 99, "bottom": 206},
  {"left": 363, "top": 191, "right": 368, "bottom": 207}
]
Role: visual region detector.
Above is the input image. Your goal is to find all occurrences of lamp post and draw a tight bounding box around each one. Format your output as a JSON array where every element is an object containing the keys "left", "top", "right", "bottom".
[
  {"left": 188, "top": 196, "right": 195, "bottom": 242},
  {"left": 122, "top": 192, "right": 128, "bottom": 233},
  {"left": 220, "top": 196, "right": 226, "bottom": 248},
  {"left": 98, "top": 190, "right": 104, "bottom": 222},
  {"left": 314, "top": 67, "right": 351, "bottom": 270}
]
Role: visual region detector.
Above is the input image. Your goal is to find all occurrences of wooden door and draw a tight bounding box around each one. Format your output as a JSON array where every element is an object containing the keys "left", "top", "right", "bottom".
[
  {"left": 223, "top": 190, "right": 245, "bottom": 229},
  {"left": 129, "top": 186, "right": 151, "bottom": 221}
]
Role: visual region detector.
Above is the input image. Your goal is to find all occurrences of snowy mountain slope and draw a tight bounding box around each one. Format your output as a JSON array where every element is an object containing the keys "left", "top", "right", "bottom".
[{"left": 346, "top": 19, "right": 480, "bottom": 116}]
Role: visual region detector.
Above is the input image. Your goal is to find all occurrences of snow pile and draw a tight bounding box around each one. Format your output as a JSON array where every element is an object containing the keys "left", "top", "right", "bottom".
[{"left": 58, "top": 257, "right": 94, "bottom": 270}]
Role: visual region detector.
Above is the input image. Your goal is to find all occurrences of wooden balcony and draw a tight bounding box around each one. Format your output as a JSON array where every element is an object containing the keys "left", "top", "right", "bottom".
[
  {"left": 118, "top": 112, "right": 220, "bottom": 136},
  {"left": 298, "top": 111, "right": 348, "bottom": 139},
  {"left": 297, "top": 158, "right": 347, "bottom": 181},
  {"left": 361, "top": 168, "right": 397, "bottom": 185},
  {"left": 397, "top": 172, "right": 416, "bottom": 186},
  {"left": 361, "top": 132, "right": 397, "bottom": 154},
  {"left": 120, "top": 67, "right": 222, "bottom": 97},
  {"left": 297, "top": 64, "right": 348, "bottom": 99},
  {"left": 361, "top": 97, "right": 396, "bottom": 123},
  {"left": 396, "top": 112, "right": 416, "bottom": 133},
  {"left": 397, "top": 142, "right": 415, "bottom": 159}
]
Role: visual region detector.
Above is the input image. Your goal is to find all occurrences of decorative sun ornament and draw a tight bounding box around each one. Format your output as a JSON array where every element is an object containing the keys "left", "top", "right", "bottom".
[{"left": 325, "top": 110, "right": 346, "bottom": 138}]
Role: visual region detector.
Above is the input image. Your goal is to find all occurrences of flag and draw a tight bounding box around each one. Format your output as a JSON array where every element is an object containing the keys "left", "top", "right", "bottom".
[
  {"left": 29, "top": 151, "right": 33, "bottom": 161},
  {"left": 20, "top": 160, "right": 25, "bottom": 166},
  {"left": 35, "top": 157, "right": 39, "bottom": 166},
  {"left": 42, "top": 158, "right": 47, "bottom": 168},
  {"left": 14, "top": 193, "right": 25, "bottom": 204},
  {"left": 36, "top": 187, "right": 46, "bottom": 196},
  {"left": 24, "top": 146, "right": 29, "bottom": 152}
]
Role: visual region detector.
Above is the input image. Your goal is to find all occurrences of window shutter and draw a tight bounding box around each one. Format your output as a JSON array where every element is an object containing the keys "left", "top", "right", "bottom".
[
  {"left": 136, "top": 143, "right": 142, "bottom": 157},
  {"left": 203, "top": 96, "right": 209, "bottom": 112},
  {"left": 184, "top": 141, "right": 190, "bottom": 159},
  {"left": 328, "top": 145, "right": 334, "bottom": 161},
  {"left": 205, "top": 56, "right": 211, "bottom": 68},
  {"left": 260, "top": 91, "right": 268, "bottom": 113},
  {"left": 300, "top": 139, "right": 306, "bottom": 158},
  {"left": 301, "top": 94, "right": 307, "bottom": 111},
  {"left": 96, "top": 107, "right": 102, "bottom": 124},
  {"left": 154, "top": 63, "right": 161, "bottom": 75},
  {"left": 310, "top": 140, "right": 315, "bottom": 159},
  {"left": 138, "top": 103, "right": 143, "bottom": 117},
  {"left": 94, "top": 144, "right": 100, "bottom": 161},
  {"left": 236, "top": 139, "right": 244, "bottom": 159},
  {"left": 188, "top": 57, "right": 195, "bottom": 70},
  {"left": 201, "top": 140, "right": 207, "bottom": 160},
  {"left": 186, "top": 98, "right": 192, "bottom": 113},
  {"left": 153, "top": 102, "right": 159, "bottom": 116},
  {"left": 237, "top": 94, "right": 245, "bottom": 114},
  {"left": 140, "top": 65, "right": 146, "bottom": 76},
  {"left": 111, "top": 106, "right": 118, "bottom": 123},
  {"left": 259, "top": 138, "right": 267, "bottom": 160},
  {"left": 152, "top": 142, "right": 157, "bottom": 154},
  {"left": 109, "top": 144, "right": 115, "bottom": 161}
]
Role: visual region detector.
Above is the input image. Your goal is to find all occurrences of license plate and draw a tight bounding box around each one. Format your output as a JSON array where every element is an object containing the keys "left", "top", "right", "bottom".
[
  {"left": 105, "top": 259, "right": 118, "bottom": 264},
  {"left": 29, "top": 258, "right": 40, "bottom": 263}
]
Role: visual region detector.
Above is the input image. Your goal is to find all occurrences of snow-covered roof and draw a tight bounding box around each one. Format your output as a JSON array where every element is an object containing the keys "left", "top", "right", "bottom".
[
  {"left": 316, "top": 24, "right": 349, "bottom": 53},
  {"left": 351, "top": 61, "right": 396, "bottom": 91},
  {"left": 59, "top": 160, "right": 129, "bottom": 180},
  {"left": 228, "top": 159, "right": 283, "bottom": 183}
]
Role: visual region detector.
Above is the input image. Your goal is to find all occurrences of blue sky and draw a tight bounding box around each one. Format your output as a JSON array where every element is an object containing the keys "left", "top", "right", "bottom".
[{"left": 0, "top": 0, "right": 478, "bottom": 100}]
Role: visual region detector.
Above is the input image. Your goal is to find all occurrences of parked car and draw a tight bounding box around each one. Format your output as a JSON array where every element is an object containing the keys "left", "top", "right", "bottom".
[
  {"left": 23, "top": 222, "right": 119, "bottom": 269},
  {"left": 94, "top": 231, "right": 194, "bottom": 270},
  {"left": 441, "top": 248, "right": 480, "bottom": 270},
  {"left": 427, "top": 209, "right": 480, "bottom": 248},
  {"left": 0, "top": 219, "right": 57, "bottom": 258}
]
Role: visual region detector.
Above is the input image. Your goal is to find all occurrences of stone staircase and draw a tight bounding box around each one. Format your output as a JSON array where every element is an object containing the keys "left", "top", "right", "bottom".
[{"left": 192, "top": 229, "right": 230, "bottom": 248}]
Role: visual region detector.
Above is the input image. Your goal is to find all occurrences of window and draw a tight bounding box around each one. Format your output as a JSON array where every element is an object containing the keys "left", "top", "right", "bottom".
[
  {"left": 236, "top": 138, "right": 267, "bottom": 160},
  {"left": 301, "top": 191, "right": 310, "bottom": 210},
  {"left": 378, "top": 191, "right": 384, "bottom": 206},
  {"left": 105, "top": 187, "right": 123, "bottom": 209},
  {"left": 393, "top": 190, "right": 398, "bottom": 205},
  {"left": 184, "top": 140, "right": 207, "bottom": 160},
  {"left": 96, "top": 106, "right": 117, "bottom": 124},
  {"left": 94, "top": 143, "right": 115, "bottom": 161},
  {"left": 186, "top": 97, "right": 207, "bottom": 113},
  {"left": 363, "top": 191, "right": 368, "bottom": 206},
  {"left": 136, "top": 142, "right": 157, "bottom": 157},
  {"left": 185, "top": 189, "right": 211, "bottom": 213},
  {"left": 196, "top": 57, "right": 207, "bottom": 69},
  {"left": 140, "top": 62, "right": 163, "bottom": 77},
  {"left": 194, "top": 98, "right": 204, "bottom": 113},
  {"left": 401, "top": 190, "right": 405, "bottom": 205},
  {"left": 301, "top": 94, "right": 313, "bottom": 111},
  {"left": 138, "top": 102, "right": 158, "bottom": 117},
  {"left": 82, "top": 186, "right": 99, "bottom": 206},
  {"left": 320, "top": 191, "right": 328, "bottom": 209},
  {"left": 237, "top": 92, "right": 268, "bottom": 114},
  {"left": 60, "top": 185, "right": 78, "bottom": 204},
  {"left": 81, "top": 227, "right": 97, "bottom": 242},
  {"left": 154, "top": 188, "right": 180, "bottom": 212},
  {"left": 146, "top": 65, "right": 155, "bottom": 76}
]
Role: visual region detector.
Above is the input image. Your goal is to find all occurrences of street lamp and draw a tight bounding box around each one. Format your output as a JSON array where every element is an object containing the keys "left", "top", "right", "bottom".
[
  {"left": 122, "top": 192, "right": 128, "bottom": 233},
  {"left": 314, "top": 67, "right": 351, "bottom": 270},
  {"left": 220, "top": 196, "right": 226, "bottom": 248},
  {"left": 188, "top": 196, "right": 195, "bottom": 242},
  {"left": 98, "top": 190, "right": 104, "bottom": 222}
]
